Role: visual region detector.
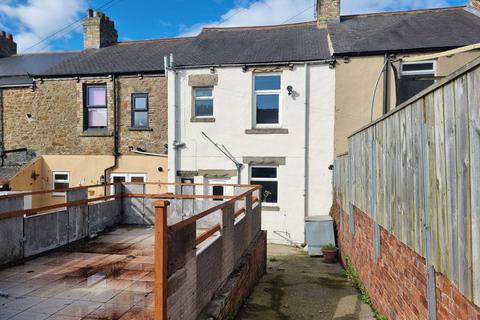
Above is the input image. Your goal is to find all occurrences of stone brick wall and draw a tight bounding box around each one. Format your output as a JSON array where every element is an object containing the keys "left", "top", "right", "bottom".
[
  {"left": 118, "top": 76, "right": 168, "bottom": 154},
  {"left": 1, "top": 75, "right": 167, "bottom": 156},
  {"left": 200, "top": 230, "right": 267, "bottom": 319},
  {"left": 316, "top": 0, "right": 340, "bottom": 27},
  {"left": 331, "top": 202, "right": 480, "bottom": 319},
  {"left": 83, "top": 10, "right": 118, "bottom": 49}
]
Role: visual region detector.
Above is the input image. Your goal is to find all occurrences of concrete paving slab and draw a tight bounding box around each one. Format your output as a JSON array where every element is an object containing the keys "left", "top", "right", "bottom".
[{"left": 236, "top": 244, "right": 375, "bottom": 320}]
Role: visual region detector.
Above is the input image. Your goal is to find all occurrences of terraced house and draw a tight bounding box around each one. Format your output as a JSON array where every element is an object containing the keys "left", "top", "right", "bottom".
[{"left": 1, "top": 0, "right": 480, "bottom": 244}]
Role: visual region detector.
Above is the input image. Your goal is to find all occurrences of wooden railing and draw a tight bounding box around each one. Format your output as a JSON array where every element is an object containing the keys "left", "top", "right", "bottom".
[{"left": 153, "top": 184, "right": 262, "bottom": 320}]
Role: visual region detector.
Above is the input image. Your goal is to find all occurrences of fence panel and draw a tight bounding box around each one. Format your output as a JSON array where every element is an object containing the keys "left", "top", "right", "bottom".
[{"left": 333, "top": 59, "right": 480, "bottom": 305}]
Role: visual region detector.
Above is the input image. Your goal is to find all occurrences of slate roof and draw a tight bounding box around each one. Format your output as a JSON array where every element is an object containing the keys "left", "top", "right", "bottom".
[
  {"left": 40, "top": 22, "right": 330, "bottom": 76},
  {"left": 0, "top": 52, "right": 79, "bottom": 85},
  {"left": 328, "top": 6, "right": 480, "bottom": 55}
]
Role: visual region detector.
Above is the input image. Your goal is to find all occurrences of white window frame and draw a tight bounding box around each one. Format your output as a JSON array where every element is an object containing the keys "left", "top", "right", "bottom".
[
  {"left": 193, "top": 87, "right": 214, "bottom": 118},
  {"left": 52, "top": 171, "right": 70, "bottom": 196},
  {"left": 250, "top": 165, "right": 279, "bottom": 205},
  {"left": 400, "top": 60, "right": 436, "bottom": 76},
  {"left": 110, "top": 173, "right": 147, "bottom": 194},
  {"left": 253, "top": 74, "right": 282, "bottom": 128}
]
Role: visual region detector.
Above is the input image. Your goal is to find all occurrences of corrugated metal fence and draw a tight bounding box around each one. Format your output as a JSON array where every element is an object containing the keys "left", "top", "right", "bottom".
[{"left": 333, "top": 57, "right": 480, "bottom": 309}]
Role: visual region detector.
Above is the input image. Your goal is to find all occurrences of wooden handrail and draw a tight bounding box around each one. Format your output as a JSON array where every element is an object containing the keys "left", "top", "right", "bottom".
[
  {"left": 168, "top": 186, "right": 261, "bottom": 233},
  {"left": 234, "top": 207, "right": 246, "bottom": 218},
  {"left": 0, "top": 181, "right": 262, "bottom": 200},
  {"left": 125, "top": 193, "right": 236, "bottom": 200},
  {"left": 196, "top": 223, "right": 221, "bottom": 246},
  {"left": 0, "top": 194, "right": 122, "bottom": 221},
  {"left": 154, "top": 201, "right": 169, "bottom": 320}
]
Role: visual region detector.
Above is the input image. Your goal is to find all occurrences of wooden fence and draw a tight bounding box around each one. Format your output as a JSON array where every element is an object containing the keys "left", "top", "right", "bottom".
[{"left": 333, "top": 57, "right": 480, "bottom": 307}]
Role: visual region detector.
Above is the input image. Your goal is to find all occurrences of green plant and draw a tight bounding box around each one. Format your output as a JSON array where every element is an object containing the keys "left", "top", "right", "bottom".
[
  {"left": 342, "top": 257, "right": 388, "bottom": 320},
  {"left": 321, "top": 243, "right": 337, "bottom": 250},
  {"left": 263, "top": 190, "right": 272, "bottom": 201}
]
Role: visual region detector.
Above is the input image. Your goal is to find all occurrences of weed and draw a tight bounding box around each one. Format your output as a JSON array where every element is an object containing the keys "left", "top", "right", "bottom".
[{"left": 342, "top": 257, "right": 388, "bottom": 320}]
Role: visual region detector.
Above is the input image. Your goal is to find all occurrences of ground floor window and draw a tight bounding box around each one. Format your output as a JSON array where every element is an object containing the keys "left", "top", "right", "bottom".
[
  {"left": 212, "top": 185, "right": 224, "bottom": 201},
  {"left": 250, "top": 166, "right": 278, "bottom": 204},
  {"left": 52, "top": 172, "right": 70, "bottom": 196}
]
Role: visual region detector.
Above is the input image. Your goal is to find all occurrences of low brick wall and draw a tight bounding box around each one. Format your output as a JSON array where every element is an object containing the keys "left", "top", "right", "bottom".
[
  {"left": 199, "top": 230, "right": 267, "bottom": 319},
  {"left": 331, "top": 202, "right": 480, "bottom": 320}
]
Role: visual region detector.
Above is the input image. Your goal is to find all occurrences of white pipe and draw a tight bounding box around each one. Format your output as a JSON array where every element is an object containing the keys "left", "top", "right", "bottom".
[
  {"left": 167, "top": 55, "right": 178, "bottom": 193},
  {"left": 303, "top": 63, "right": 310, "bottom": 242}
]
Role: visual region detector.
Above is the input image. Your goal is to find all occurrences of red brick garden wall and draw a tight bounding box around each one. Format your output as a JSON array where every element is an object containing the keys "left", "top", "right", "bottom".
[{"left": 331, "top": 202, "right": 480, "bottom": 320}]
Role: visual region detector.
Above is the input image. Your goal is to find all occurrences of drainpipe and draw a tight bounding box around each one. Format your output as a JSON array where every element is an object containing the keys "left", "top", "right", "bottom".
[
  {"left": 104, "top": 74, "right": 119, "bottom": 195},
  {"left": 0, "top": 88, "right": 3, "bottom": 167},
  {"left": 167, "top": 55, "right": 179, "bottom": 193},
  {"left": 383, "top": 53, "right": 389, "bottom": 114},
  {"left": 304, "top": 63, "right": 310, "bottom": 241}
]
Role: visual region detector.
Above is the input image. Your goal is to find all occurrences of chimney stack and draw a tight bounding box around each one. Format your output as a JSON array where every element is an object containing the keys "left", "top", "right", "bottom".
[
  {"left": 470, "top": 0, "right": 480, "bottom": 10},
  {"left": 0, "top": 31, "right": 17, "bottom": 57},
  {"left": 316, "top": 0, "right": 341, "bottom": 28},
  {"left": 83, "top": 9, "right": 118, "bottom": 49}
]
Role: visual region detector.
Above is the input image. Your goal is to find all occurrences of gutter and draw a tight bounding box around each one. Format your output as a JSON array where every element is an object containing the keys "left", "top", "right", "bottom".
[
  {"left": 103, "top": 73, "right": 120, "bottom": 194},
  {"left": 171, "top": 59, "right": 335, "bottom": 70},
  {"left": 131, "top": 150, "right": 167, "bottom": 157}
]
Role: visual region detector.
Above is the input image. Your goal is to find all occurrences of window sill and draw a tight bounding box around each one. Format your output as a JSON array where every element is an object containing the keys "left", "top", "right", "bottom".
[
  {"left": 80, "top": 130, "right": 112, "bottom": 137},
  {"left": 262, "top": 205, "right": 280, "bottom": 212},
  {"left": 128, "top": 127, "right": 153, "bottom": 131},
  {"left": 191, "top": 117, "right": 215, "bottom": 123},
  {"left": 245, "top": 128, "right": 289, "bottom": 135}
]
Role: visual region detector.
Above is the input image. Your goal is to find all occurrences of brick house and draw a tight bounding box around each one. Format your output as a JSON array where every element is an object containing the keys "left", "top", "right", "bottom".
[{"left": 0, "top": 10, "right": 180, "bottom": 206}]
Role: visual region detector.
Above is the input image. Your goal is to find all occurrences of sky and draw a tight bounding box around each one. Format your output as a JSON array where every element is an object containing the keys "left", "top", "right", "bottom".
[{"left": 0, "top": 0, "right": 467, "bottom": 53}]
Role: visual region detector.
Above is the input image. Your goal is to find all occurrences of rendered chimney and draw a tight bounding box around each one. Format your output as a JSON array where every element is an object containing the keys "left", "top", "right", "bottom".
[
  {"left": 83, "top": 9, "right": 118, "bottom": 49},
  {"left": 470, "top": 0, "right": 480, "bottom": 9},
  {"left": 316, "top": 0, "right": 341, "bottom": 28},
  {"left": 0, "top": 31, "right": 17, "bottom": 57}
]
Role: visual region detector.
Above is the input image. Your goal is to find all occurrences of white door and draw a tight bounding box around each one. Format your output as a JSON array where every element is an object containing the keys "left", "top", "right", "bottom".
[{"left": 110, "top": 173, "right": 147, "bottom": 194}]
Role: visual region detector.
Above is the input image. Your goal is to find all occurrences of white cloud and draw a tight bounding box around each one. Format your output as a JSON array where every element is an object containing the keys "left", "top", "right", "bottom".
[
  {"left": 179, "top": 0, "right": 454, "bottom": 36},
  {"left": 0, "top": 0, "right": 87, "bottom": 52},
  {"left": 179, "top": 0, "right": 315, "bottom": 36},
  {"left": 341, "top": 0, "right": 450, "bottom": 15}
]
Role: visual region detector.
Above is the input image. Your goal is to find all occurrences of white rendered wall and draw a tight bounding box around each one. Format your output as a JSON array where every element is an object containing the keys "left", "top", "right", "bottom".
[{"left": 168, "top": 64, "right": 335, "bottom": 244}]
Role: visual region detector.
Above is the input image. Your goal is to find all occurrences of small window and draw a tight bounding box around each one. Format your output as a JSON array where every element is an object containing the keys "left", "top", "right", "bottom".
[
  {"left": 132, "top": 94, "right": 149, "bottom": 128},
  {"left": 85, "top": 85, "right": 107, "bottom": 130},
  {"left": 53, "top": 172, "right": 70, "bottom": 196},
  {"left": 250, "top": 166, "right": 278, "bottom": 204},
  {"left": 254, "top": 75, "right": 281, "bottom": 125},
  {"left": 212, "top": 185, "right": 224, "bottom": 201},
  {"left": 181, "top": 178, "right": 194, "bottom": 184},
  {"left": 194, "top": 88, "right": 214, "bottom": 117},
  {"left": 398, "top": 61, "right": 436, "bottom": 105},
  {"left": 110, "top": 173, "right": 147, "bottom": 194}
]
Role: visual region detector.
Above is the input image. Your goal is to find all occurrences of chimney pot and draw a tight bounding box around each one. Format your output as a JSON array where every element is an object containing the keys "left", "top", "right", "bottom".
[
  {"left": 7, "top": 34, "right": 12, "bottom": 40},
  {"left": 83, "top": 10, "right": 118, "bottom": 49},
  {"left": 87, "top": 9, "right": 93, "bottom": 17},
  {"left": 0, "top": 31, "right": 5, "bottom": 38}
]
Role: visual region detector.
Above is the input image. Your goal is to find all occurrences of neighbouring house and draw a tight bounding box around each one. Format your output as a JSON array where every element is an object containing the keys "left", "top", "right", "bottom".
[
  {"left": 166, "top": 22, "right": 335, "bottom": 244},
  {"left": 326, "top": 0, "right": 480, "bottom": 156},
  {"left": 0, "top": 10, "right": 178, "bottom": 206}
]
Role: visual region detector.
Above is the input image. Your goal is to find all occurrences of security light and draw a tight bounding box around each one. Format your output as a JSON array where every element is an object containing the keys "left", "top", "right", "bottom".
[{"left": 287, "top": 85, "right": 294, "bottom": 96}]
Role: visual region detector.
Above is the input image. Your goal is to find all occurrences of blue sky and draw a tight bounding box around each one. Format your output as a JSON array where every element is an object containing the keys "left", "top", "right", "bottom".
[{"left": 0, "top": 0, "right": 467, "bottom": 53}]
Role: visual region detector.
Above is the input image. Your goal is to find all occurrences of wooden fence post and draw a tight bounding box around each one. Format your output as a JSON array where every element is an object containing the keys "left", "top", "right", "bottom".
[{"left": 154, "top": 200, "right": 170, "bottom": 320}]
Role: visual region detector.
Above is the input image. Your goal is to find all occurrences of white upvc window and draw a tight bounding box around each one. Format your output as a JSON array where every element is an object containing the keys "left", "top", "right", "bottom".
[
  {"left": 52, "top": 171, "right": 70, "bottom": 196},
  {"left": 253, "top": 74, "right": 282, "bottom": 126},
  {"left": 110, "top": 173, "right": 147, "bottom": 194},
  {"left": 250, "top": 166, "right": 278, "bottom": 204},
  {"left": 400, "top": 60, "right": 436, "bottom": 76},
  {"left": 193, "top": 87, "right": 214, "bottom": 118}
]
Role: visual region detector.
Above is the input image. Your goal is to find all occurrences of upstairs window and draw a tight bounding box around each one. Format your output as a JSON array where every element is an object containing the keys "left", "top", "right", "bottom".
[
  {"left": 85, "top": 85, "right": 107, "bottom": 130},
  {"left": 132, "top": 94, "right": 149, "bottom": 128},
  {"left": 397, "top": 61, "right": 436, "bottom": 105},
  {"left": 194, "top": 88, "right": 214, "bottom": 117},
  {"left": 52, "top": 172, "right": 69, "bottom": 196},
  {"left": 250, "top": 166, "right": 278, "bottom": 204},
  {"left": 254, "top": 75, "right": 281, "bottom": 125}
]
